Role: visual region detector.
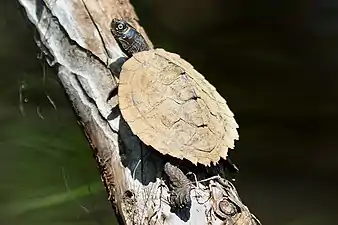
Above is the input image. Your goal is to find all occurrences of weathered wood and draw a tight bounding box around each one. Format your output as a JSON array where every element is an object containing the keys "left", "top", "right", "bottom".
[{"left": 17, "top": 0, "right": 261, "bottom": 224}]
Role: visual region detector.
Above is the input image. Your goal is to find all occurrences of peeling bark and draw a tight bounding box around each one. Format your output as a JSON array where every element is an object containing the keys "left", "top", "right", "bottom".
[{"left": 17, "top": 0, "right": 261, "bottom": 224}]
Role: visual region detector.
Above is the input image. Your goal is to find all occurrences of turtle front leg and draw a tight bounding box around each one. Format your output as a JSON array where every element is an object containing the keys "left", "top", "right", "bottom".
[
  {"left": 107, "top": 56, "right": 129, "bottom": 104},
  {"left": 108, "top": 56, "right": 128, "bottom": 77},
  {"left": 164, "top": 162, "right": 193, "bottom": 210}
]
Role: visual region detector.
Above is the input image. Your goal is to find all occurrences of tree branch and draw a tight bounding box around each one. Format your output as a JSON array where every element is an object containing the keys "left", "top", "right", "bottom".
[{"left": 17, "top": 0, "right": 261, "bottom": 224}]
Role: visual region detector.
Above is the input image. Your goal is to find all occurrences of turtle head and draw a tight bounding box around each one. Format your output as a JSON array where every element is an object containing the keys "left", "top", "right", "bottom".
[
  {"left": 110, "top": 19, "right": 150, "bottom": 57},
  {"left": 111, "top": 19, "right": 129, "bottom": 36}
]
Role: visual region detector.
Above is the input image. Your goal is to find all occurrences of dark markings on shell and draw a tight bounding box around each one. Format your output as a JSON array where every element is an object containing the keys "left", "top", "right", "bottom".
[{"left": 118, "top": 49, "right": 239, "bottom": 165}]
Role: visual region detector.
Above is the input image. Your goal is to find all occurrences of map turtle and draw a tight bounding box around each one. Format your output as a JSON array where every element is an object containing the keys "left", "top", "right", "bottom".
[
  {"left": 110, "top": 19, "right": 239, "bottom": 209},
  {"left": 110, "top": 19, "right": 239, "bottom": 166}
]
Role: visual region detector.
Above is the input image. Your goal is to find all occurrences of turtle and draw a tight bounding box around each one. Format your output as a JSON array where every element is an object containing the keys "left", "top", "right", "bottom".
[{"left": 110, "top": 19, "right": 239, "bottom": 209}]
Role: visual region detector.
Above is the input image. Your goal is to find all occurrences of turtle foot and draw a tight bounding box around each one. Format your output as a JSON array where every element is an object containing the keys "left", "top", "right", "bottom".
[
  {"left": 169, "top": 185, "right": 192, "bottom": 210},
  {"left": 164, "top": 162, "right": 193, "bottom": 210}
]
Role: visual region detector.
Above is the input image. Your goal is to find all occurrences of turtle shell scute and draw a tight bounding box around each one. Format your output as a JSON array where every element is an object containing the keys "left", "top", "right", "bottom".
[{"left": 118, "top": 49, "right": 239, "bottom": 165}]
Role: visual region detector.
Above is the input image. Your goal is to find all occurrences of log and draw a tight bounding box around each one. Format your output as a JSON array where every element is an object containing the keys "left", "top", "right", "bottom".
[{"left": 17, "top": 0, "right": 261, "bottom": 224}]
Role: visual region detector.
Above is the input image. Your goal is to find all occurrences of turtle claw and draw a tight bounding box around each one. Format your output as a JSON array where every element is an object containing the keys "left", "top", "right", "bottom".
[
  {"left": 169, "top": 186, "right": 191, "bottom": 209},
  {"left": 225, "top": 157, "right": 239, "bottom": 173}
]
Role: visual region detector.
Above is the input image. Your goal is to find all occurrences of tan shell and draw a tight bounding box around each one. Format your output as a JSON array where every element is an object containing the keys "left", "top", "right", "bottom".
[{"left": 118, "top": 49, "right": 239, "bottom": 166}]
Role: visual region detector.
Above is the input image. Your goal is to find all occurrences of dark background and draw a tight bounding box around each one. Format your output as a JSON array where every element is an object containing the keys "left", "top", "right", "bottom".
[{"left": 1, "top": 0, "right": 337, "bottom": 224}]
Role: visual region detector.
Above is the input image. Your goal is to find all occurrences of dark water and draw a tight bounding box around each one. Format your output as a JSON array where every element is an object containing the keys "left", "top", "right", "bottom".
[
  {"left": 1, "top": 0, "right": 337, "bottom": 224},
  {"left": 132, "top": 1, "right": 338, "bottom": 224}
]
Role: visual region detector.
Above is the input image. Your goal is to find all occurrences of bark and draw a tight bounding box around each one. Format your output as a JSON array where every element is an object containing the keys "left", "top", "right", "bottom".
[{"left": 17, "top": 0, "right": 261, "bottom": 224}]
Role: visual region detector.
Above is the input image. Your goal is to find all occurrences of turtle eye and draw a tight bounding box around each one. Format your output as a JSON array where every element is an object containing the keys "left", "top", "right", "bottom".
[{"left": 117, "top": 23, "right": 125, "bottom": 31}]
